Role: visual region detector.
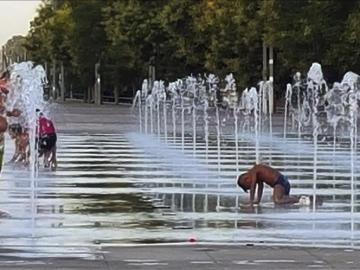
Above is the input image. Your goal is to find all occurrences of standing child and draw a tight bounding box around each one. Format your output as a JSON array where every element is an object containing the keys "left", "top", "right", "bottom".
[{"left": 37, "top": 111, "right": 57, "bottom": 170}]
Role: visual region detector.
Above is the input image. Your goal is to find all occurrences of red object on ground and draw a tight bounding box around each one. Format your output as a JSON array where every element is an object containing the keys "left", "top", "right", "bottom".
[
  {"left": 39, "top": 116, "right": 56, "bottom": 136},
  {"left": 188, "top": 236, "right": 197, "bottom": 243}
]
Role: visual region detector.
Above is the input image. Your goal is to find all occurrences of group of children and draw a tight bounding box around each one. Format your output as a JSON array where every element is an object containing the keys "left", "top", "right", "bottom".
[
  {"left": 0, "top": 70, "right": 57, "bottom": 170},
  {"left": 7, "top": 109, "right": 57, "bottom": 170}
]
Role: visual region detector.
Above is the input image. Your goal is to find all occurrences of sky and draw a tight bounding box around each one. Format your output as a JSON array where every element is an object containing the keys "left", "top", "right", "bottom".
[{"left": 0, "top": 0, "right": 42, "bottom": 46}]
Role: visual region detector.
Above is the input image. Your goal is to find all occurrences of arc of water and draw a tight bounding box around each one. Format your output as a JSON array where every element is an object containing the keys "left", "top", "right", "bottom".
[
  {"left": 258, "top": 82, "right": 263, "bottom": 134},
  {"left": 204, "top": 100, "right": 209, "bottom": 163},
  {"left": 30, "top": 122, "right": 37, "bottom": 237},
  {"left": 138, "top": 93, "right": 142, "bottom": 133},
  {"left": 145, "top": 95, "right": 154, "bottom": 134},
  {"left": 181, "top": 96, "right": 185, "bottom": 152},
  {"left": 311, "top": 81, "right": 320, "bottom": 212},
  {"left": 254, "top": 104, "right": 260, "bottom": 164},
  {"left": 296, "top": 85, "right": 302, "bottom": 138},
  {"left": 9, "top": 62, "right": 47, "bottom": 238},
  {"left": 202, "top": 87, "right": 210, "bottom": 209},
  {"left": 284, "top": 84, "right": 292, "bottom": 138},
  {"left": 349, "top": 90, "right": 357, "bottom": 239},
  {"left": 216, "top": 105, "right": 221, "bottom": 211},
  {"left": 234, "top": 108, "right": 239, "bottom": 172},
  {"left": 141, "top": 79, "right": 149, "bottom": 98},
  {"left": 163, "top": 94, "right": 167, "bottom": 143},
  {"left": 192, "top": 99, "right": 196, "bottom": 156},
  {"left": 268, "top": 81, "right": 273, "bottom": 164},
  {"left": 132, "top": 90, "right": 142, "bottom": 132},
  {"left": 144, "top": 97, "right": 148, "bottom": 134},
  {"left": 150, "top": 97, "right": 154, "bottom": 134},
  {"left": 157, "top": 97, "right": 161, "bottom": 139},
  {"left": 216, "top": 106, "right": 221, "bottom": 174},
  {"left": 312, "top": 123, "right": 318, "bottom": 212},
  {"left": 172, "top": 98, "right": 176, "bottom": 143},
  {"left": 249, "top": 87, "right": 259, "bottom": 164}
]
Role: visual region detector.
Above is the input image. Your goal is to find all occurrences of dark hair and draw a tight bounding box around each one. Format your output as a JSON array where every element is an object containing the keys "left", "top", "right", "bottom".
[
  {"left": 237, "top": 173, "right": 248, "bottom": 193},
  {"left": 9, "top": 124, "right": 22, "bottom": 135},
  {"left": 0, "top": 71, "right": 9, "bottom": 80}
]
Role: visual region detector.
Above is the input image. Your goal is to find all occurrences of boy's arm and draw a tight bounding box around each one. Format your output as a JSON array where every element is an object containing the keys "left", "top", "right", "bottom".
[
  {"left": 249, "top": 171, "right": 257, "bottom": 203},
  {"left": 256, "top": 181, "right": 264, "bottom": 203}
]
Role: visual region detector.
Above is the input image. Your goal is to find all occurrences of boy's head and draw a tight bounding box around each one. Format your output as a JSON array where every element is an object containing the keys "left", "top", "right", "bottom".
[
  {"left": 8, "top": 124, "right": 22, "bottom": 139},
  {"left": 237, "top": 173, "right": 250, "bottom": 193},
  {"left": 0, "top": 70, "right": 9, "bottom": 80}
]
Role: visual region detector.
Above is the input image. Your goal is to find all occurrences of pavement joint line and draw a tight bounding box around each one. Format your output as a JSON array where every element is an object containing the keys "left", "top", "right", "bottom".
[
  {"left": 203, "top": 248, "right": 219, "bottom": 264},
  {"left": 102, "top": 254, "right": 111, "bottom": 270},
  {"left": 305, "top": 249, "right": 335, "bottom": 270}
]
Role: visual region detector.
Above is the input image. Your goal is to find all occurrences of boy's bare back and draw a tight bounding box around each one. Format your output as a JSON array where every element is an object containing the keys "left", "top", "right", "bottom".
[{"left": 248, "top": 164, "right": 280, "bottom": 186}]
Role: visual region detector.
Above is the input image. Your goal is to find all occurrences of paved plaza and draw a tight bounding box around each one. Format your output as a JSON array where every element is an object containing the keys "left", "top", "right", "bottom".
[
  {"left": 0, "top": 245, "right": 359, "bottom": 269},
  {"left": 0, "top": 102, "right": 359, "bottom": 269}
]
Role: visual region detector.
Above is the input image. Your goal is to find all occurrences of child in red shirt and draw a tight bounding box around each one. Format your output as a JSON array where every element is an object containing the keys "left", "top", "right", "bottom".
[{"left": 37, "top": 111, "right": 57, "bottom": 170}]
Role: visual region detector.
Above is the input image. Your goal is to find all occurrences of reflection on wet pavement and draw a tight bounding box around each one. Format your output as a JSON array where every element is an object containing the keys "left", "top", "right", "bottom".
[{"left": 0, "top": 132, "right": 359, "bottom": 257}]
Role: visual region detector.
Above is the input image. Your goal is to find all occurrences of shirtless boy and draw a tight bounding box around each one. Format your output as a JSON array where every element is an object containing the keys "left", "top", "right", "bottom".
[
  {"left": 8, "top": 124, "right": 29, "bottom": 165},
  {"left": 237, "top": 164, "right": 299, "bottom": 205}
]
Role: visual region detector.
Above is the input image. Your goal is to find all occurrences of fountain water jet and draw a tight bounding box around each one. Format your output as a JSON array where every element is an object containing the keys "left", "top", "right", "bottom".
[
  {"left": 131, "top": 90, "right": 142, "bottom": 132},
  {"left": 172, "top": 98, "right": 176, "bottom": 143},
  {"left": 132, "top": 66, "right": 360, "bottom": 229},
  {"left": 7, "top": 61, "right": 47, "bottom": 237},
  {"left": 181, "top": 95, "right": 185, "bottom": 152},
  {"left": 163, "top": 94, "right": 167, "bottom": 143},
  {"left": 203, "top": 100, "right": 209, "bottom": 163},
  {"left": 157, "top": 96, "right": 160, "bottom": 139},
  {"left": 284, "top": 84, "right": 292, "bottom": 138},
  {"left": 192, "top": 98, "right": 196, "bottom": 156},
  {"left": 234, "top": 109, "right": 239, "bottom": 172}
]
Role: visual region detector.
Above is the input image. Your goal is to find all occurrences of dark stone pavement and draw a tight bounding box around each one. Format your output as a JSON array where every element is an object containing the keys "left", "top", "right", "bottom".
[
  {"left": 52, "top": 101, "right": 137, "bottom": 133},
  {"left": 0, "top": 244, "right": 359, "bottom": 269}
]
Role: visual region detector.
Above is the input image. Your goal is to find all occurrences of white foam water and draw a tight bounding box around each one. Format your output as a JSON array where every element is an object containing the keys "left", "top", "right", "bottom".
[{"left": 6, "top": 61, "right": 47, "bottom": 236}]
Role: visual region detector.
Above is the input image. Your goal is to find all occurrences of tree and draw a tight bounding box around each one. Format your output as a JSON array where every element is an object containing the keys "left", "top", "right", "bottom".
[
  {"left": 2, "top": 36, "right": 27, "bottom": 65},
  {"left": 24, "top": 0, "right": 360, "bottom": 99},
  {"left": 66, "top": 0, "right": 108, "bottom": 100},
  {"left": 25, "top": 2, "right": 55, "bottom": 64}
]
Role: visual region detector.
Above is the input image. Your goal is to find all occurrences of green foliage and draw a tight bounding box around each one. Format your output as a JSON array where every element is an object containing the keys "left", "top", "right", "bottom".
[
  {"left": 24, "top": 0, "right": 360, "bottom": 98},
  {"left": 3, "top": 36, "right": 27, "bottom": 64},
  {"left": 25, "top": 2, "right": 54, "bottom": 63},
  {"left": 67, "top": 0, "right": 107, "bottom": 87}
]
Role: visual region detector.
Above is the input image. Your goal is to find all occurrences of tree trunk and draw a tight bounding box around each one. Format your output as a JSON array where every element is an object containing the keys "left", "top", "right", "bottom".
[
  {"left": 52, "top": 60, "right": 57, "bottom": 100},
  {"left": 262, "top": 41, "right": 267, "bottom": 81},
  {"left": 114, "top": 86, "right": 119, "bottom": 104},
  {"left": 44, "top": 61, "right": 48, "bottom": 77},
  {"left": 94, "top": 83, "right": 97, "bottom": 104},
  {"left": 94, "top": 62, "right": 101, "bottom": 105},
  {"left": 1, "top": 46, "right": 6, "bottom": 70},
  {"left": 85, "top": 86, "right": 91, "bottom": 103},
  {"left": 123, "top": 85, "right": 129, "bottom": 102},
  {"left": 60, "top": 61, "right": 65, "bottom": 102},
  {"left": 89, "top": 86, "right": 93, "bottom": 103},
  {"left": 83, "top": 86, "right": 87, "bottom": 103}
]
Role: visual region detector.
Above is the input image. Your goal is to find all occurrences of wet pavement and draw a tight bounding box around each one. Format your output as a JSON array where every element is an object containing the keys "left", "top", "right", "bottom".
[
  {"left": 0, "top": 102, "right": 359, "bottom": 267},
  {"left": 0, "top": 245, "right": 359, "bottom": 269}
]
